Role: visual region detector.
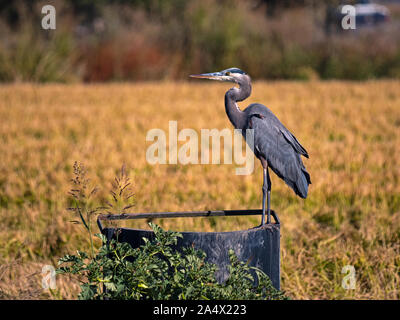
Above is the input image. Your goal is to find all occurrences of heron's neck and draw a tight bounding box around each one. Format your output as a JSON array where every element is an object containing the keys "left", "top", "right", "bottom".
[{"left": 224, "top": 81, "right": 251, "bottom": 129}]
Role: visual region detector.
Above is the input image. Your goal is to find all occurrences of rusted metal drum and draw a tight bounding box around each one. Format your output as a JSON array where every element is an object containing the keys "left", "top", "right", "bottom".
[{"left": 97, "top": 209, "right": 280, "bottom": 290}]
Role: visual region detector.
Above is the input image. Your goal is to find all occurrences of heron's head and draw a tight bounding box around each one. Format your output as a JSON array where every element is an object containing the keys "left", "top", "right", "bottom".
[{"left": 189, "top": 67, "right": 249, "bottom": 84}]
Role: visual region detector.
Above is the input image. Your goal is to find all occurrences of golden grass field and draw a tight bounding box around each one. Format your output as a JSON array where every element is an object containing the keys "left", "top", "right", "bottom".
[{"left": 0, "top": 80, "right": 399, "bottom": 299}]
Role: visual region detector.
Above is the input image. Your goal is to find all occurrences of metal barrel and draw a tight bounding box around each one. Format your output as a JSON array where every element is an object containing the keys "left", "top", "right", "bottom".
[{"left": 97, "top": 209, "right": 280, "bottom": 290}]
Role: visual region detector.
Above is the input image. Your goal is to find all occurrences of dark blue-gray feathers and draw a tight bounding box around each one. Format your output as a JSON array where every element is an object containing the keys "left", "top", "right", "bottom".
[{"left": 244, "top": 104, "right": 311, "bottom": 198}]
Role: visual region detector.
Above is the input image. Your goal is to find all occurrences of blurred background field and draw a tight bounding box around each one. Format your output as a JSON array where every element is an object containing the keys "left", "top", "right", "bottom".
[
  {"left": 0, "top": 0, "right": 400, "bottom": 82},
  {"left": 1, "top": 81, "right": 399, "bottom": 299},
  {"left": 0, "top": 0, "right": 400, "bottom": 299}
]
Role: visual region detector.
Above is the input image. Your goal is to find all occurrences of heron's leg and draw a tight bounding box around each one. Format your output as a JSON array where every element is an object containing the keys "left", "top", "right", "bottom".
[
  {"left": 261, "top": 167, "right": 268, "bottom": 225},
  {"left": 266, "top": 167, "right": 271, "bottom": 224}
]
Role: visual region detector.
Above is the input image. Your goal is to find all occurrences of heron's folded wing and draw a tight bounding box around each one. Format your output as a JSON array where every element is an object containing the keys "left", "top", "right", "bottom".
[
  {"left": 279, "top": 128, "right": 309, "bottom": 158},
  {"left": 250, "top": 115, "right": 311, "bottom": 198}
]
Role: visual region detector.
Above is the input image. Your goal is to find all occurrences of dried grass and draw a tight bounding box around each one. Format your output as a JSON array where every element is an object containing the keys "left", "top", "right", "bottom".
[{"left": 0, "top": 80, "right": 399, "bottom": 299}]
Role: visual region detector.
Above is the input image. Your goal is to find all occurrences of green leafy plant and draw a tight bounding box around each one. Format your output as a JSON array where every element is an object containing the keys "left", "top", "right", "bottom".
[
  {"left": 60, "top": 162, "right": 288, "bottom": 300},
  {"left": 57, "top": 222, "right": 288, "bottom": 300}
]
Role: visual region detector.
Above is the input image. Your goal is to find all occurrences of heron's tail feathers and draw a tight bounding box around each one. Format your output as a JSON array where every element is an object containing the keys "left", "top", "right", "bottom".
[
  {"left": 282, "top": 164, "right": 311, "bottom": 199},
  {"left": 294, "top": 168, "right": 311, "bottom": 199},
  {"left": 269, "top": 155, "right": 311, "bottom": 199}
]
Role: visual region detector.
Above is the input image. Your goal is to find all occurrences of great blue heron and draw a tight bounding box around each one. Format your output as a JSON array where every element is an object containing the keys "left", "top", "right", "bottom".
[{"left": 190, "top": 67, "right": 311, "bottom": 225}]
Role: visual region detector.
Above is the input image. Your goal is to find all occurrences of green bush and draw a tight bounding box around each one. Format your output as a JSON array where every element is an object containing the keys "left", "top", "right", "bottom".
[
  {"left": 59, "top": 163, "right": 287, "bottom": 299},
  {"left": 57, "top": 222, "right": 288, "bottom": 300}
]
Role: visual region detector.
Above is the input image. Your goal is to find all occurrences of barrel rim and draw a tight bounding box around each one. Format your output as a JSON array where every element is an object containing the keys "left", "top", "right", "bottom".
[{"left": 97, "top": 209, "right": 280, "bottom": 234}]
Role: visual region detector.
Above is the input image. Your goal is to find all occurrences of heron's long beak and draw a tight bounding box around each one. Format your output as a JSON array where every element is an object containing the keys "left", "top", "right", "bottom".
[{"left": 189, "top": 72, "right": 233, "bottom": 82}]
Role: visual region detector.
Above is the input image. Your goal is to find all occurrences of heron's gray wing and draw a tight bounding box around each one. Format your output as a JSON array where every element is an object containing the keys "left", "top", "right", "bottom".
[
  {"left": 279, "top": 128, "right": 309, "bottom": 158},
  {"left": 249, "top": 114, "right": 311, "bottom": 198}
]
